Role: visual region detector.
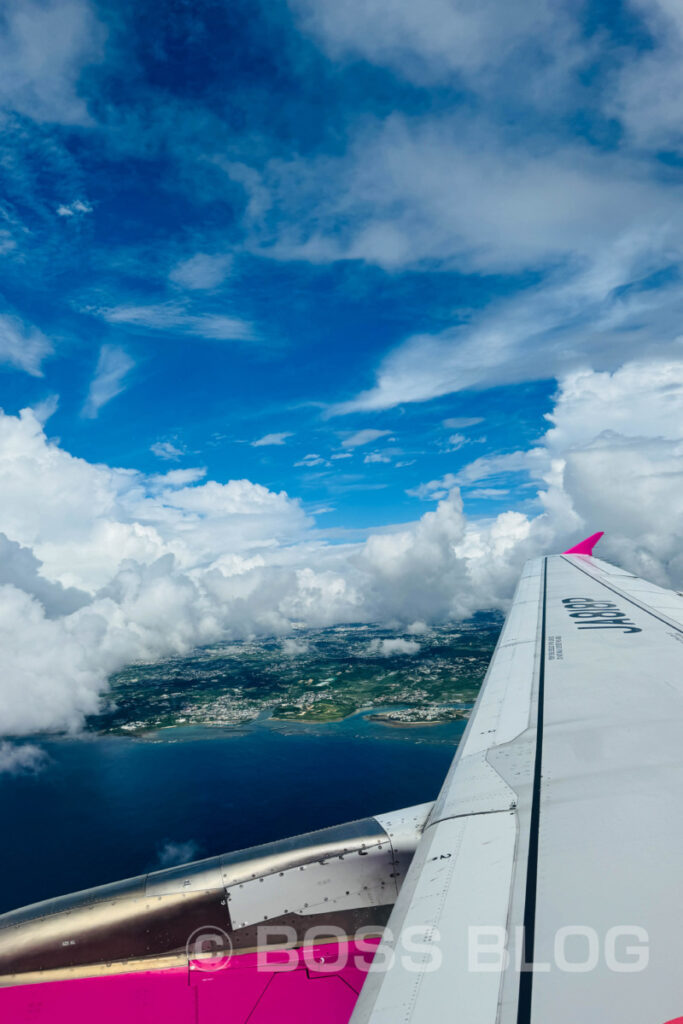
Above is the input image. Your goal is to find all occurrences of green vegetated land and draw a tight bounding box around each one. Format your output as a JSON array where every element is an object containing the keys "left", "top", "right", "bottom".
[{"left": 88, "top": 615, "right": 502, "bottom": 735}]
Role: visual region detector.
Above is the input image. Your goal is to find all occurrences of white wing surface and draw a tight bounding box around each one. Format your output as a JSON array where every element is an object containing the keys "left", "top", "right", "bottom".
[{"left": 351, "top": 542, "right": 683, "bottom": 1024}]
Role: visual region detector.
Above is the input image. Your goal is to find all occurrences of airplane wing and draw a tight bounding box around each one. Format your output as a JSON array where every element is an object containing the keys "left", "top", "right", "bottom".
[
  {"left": 2, "top": 535, "right": 683, "bottom": 1023},
  {"left": 350, "top": 535, "right": 683, "bottom": 1024}
]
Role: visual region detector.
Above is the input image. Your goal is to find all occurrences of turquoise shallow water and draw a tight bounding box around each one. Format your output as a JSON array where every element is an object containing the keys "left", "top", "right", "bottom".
[{"left": 0, "top": 711, "right": 465, "bottom": 915}]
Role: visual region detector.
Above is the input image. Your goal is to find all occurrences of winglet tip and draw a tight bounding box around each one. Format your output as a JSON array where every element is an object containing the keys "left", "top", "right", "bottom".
[{"left": 563, "top": 531, "right": 604, "bottom": 556}]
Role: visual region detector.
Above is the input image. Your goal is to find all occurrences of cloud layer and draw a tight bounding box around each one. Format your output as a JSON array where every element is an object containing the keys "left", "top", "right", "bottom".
[{"left": 2, "top": 358, "right": 682, "bottom": 740}]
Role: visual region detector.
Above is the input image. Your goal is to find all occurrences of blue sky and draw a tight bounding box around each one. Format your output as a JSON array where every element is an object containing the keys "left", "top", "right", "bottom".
[
  {"left": 3, "top": 0, "right": 683, "bottom": 741},
  {"left": 1, "top": 0, "right": 682, "bottom": 535}
]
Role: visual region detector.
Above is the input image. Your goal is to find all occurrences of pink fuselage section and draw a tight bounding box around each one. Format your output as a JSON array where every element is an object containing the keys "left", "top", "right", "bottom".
[{"left": 0, "top": 940, "right": 379, "bottom": 1023}]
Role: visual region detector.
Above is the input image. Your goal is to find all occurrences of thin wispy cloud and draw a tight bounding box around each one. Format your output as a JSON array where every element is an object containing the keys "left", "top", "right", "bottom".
[
  {"left": 252, "top": 432, "right": 293, "bottom": 446},
  {"left": 56, "top": 199, "right": 92, "bottom": 217},
  {"left": 169, "top": 253, "right": 232, "bottom": 290},
  {"left": 95, "top": 303, "right": 254, "bottom": 342},
  {"left": 0, "top": 314, "right": 52, "bottom": 376},
  {"left": 83, "top": 345, "right": 134, "bottom": 419},
  {"left": 295, "top": 452, "right": 328, "bottom": 467},
  {"left": 151, "top": 440, "right": 184, "bottom": 461},
  {"left": 31, "top": 395, "right": 60, "bottom": 425},
  {"left": 608, "top": 1, "right": 683, "bottom": 150},
  {"left": 443, "top": 417, "right": 483, "bottom": 429},
  {"left": 454, "top": 450, "right": 543, "bottom": 487},
  {"left": 156, "top": 840, "right": 201, "bottom": 868},
  {"left": 288, "top": 0, "right": 581, "bottom": 95},
  {"left": 0, "top": 741, "right": 47, "bottom": 775},
  {"left": 406, "top": 474, "right": 459, "bottom": 501},
  {"left": 331, "top": 233, "right": 683, "bottom": 414},
  {"left": 341, "top": 428, "right": 392, "bottom": 449},
  {"left": 0, "top": 0, "right": 105, "bottom": 125}
]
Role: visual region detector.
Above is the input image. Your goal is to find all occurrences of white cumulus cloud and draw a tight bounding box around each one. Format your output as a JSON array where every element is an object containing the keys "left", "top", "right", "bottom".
[
  {"left": 281, "top": 637, "right": 310, "bottom": 656},
  {"left": 370, "top": 638, "right": 421, "bottom": 657},
  {"left": 1, "top": 360, "right": 683, "bottom": 740}
]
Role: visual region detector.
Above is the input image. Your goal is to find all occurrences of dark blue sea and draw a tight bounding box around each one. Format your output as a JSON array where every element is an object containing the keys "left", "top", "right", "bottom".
[{"left": 0, "top": 712, "right": 464, "bottom": 915}]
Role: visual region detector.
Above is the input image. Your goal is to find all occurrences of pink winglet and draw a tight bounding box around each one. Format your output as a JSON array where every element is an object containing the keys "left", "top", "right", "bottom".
[{"left": 563, "top": 531, "right": 604, "bottom": 556}]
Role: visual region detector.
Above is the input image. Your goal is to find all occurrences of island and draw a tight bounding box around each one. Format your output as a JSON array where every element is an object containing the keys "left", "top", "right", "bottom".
[{"left": 87, "top": 616, "right": 501, "bottom": 735}]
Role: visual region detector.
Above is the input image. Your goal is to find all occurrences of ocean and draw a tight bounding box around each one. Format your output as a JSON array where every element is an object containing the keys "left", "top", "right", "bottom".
[{"left": 0, "top": 712, "right": 465, "bottom": 915}]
